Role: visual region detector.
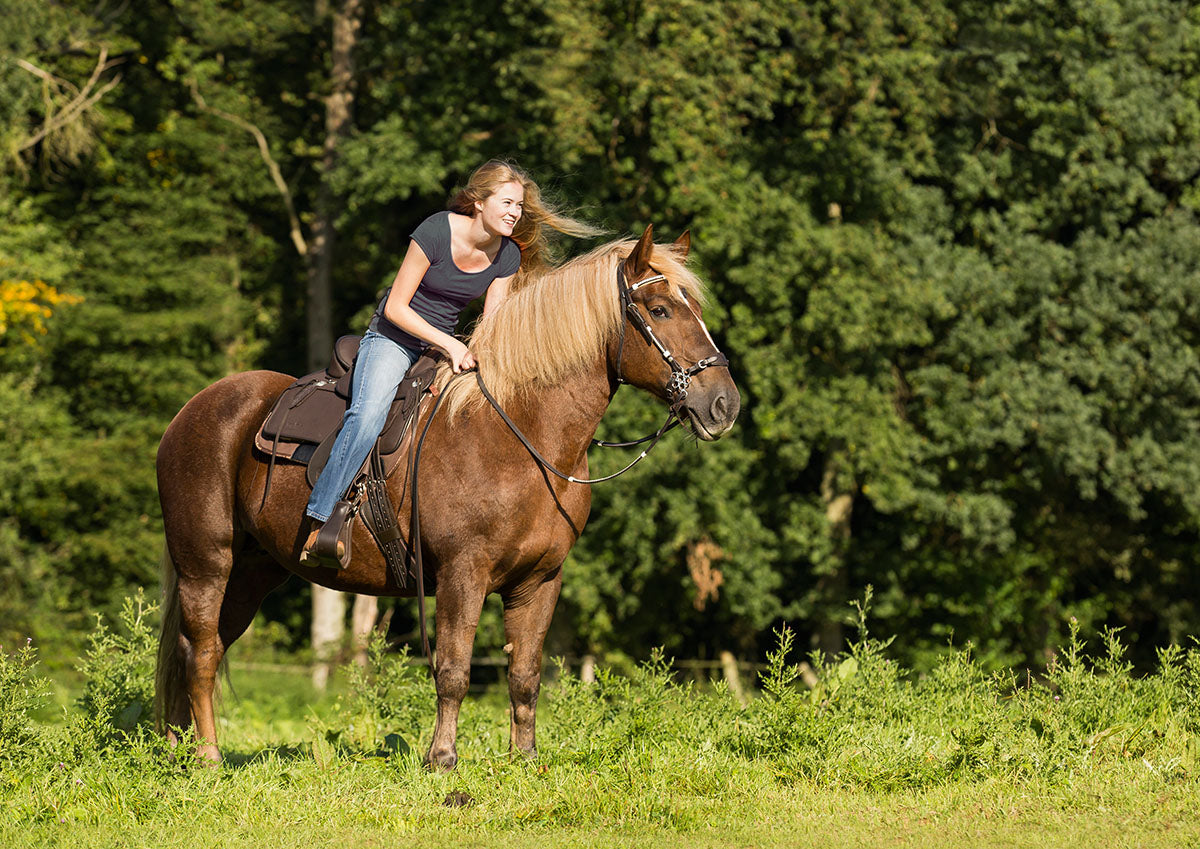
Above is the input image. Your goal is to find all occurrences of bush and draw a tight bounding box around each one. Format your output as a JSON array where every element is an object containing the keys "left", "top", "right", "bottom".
[
  {"left": 0, "top": 638, "right": 49, "bottom": 764},
  {"left": 75, "top": 589, "right": 158, "bottom": 739}
]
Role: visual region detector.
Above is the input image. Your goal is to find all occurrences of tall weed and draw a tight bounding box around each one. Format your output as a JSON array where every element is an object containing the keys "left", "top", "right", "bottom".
[
  {"left": 76, "top": 589, "right": 158, "bottom": 737},
  {"left": 734, "top": 597, "right": 1200, "bottom": 789},
  {"left": 545, "top": 647, "right": 738, "bottom": 765},
  {"left": 1, "top": 595, "right": 187, "bottom": 782},
  {"left": 0, "top": 639, "right": 49, "bottom": 764},
  {"left": 316, "top": 633, "right": 431, "bottom": 755}
]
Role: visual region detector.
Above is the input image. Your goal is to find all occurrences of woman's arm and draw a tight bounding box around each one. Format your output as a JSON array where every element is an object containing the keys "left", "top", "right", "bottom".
[
  {"left": 482, "top": 274, "right": 514, "bottom": 318},
  {"left": 382, "top": 240, "right": 476, "bottom": 372}
]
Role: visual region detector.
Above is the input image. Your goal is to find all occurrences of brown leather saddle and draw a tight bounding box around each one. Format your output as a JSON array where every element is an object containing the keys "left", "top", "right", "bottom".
[
  {"left": 254, "top": 334, "right": 441, "bottom": 581},
  {"left": 255, "top": 335, "right": 440, "bottom": 486}
]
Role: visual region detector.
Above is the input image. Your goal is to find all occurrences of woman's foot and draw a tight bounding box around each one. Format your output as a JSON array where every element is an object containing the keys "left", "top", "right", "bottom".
[{"left": 299, "top": 521, "right": 344, "bottom": 566}]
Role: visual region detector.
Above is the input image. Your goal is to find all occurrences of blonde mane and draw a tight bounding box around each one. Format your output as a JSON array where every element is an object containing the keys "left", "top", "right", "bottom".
[{"left": 437, "top": 238, "right": 708, "bottom": 418}]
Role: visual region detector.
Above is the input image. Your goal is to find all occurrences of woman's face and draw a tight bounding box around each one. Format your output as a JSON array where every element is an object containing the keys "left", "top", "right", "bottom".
[{"left": 475, "top": 180, "right": 525, "bottom": 237}]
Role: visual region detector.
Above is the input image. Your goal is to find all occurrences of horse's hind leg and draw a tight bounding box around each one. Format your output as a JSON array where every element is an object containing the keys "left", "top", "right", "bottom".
[
  {"left": 170, "top": 539, "right": 234, "bottom": 763},
  {"left": 502, "top": 569, "right": 562, "bottom": 757},
  {"left": 219, "top": 545, "right": 290, "bottom": 651},
  {"left": 172, "top": 537, "right": 288, "bottom": 762}
]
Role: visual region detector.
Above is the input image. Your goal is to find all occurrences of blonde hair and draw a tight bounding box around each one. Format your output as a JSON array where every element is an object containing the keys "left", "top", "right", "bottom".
[
  {"left": 448, "top": 160, "right": 604, "bottom": 291},
  {"left": 437, "top": 237, "right": 706, "bottom": 419}
]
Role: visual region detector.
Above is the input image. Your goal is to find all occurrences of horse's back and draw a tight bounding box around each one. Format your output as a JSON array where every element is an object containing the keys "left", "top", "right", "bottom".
[
  {"left": 161, "top": 368, "right": 289, "bottom": 442},
  {"left": 157, "top": 370, "right": 293, "bottom": 507}
]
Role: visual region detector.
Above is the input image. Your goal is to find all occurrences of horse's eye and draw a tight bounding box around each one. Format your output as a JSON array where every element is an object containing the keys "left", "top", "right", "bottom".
[{"left": 650, "top": 306, "right": 670, "bottom": 319}]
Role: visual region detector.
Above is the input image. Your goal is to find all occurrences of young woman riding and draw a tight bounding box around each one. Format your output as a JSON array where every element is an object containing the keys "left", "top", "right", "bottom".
[{"left": 302, "top": 160, "right": 598, "bottom": 563}]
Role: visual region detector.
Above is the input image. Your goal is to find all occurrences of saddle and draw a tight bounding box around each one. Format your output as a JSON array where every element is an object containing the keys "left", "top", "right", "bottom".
[
  {"left": 254, "top": 334, "right": 441, "bottom": 581},
  {"left": 255, "top": 335, "right": 440, "bottom": 484}
]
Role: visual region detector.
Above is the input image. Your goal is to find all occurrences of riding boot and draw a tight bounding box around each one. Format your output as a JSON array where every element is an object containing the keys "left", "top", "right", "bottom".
[
  {"left": 300, "top": 504, "right": 353, "bottom": 569},
  {"left": 313, "top": 500, "right": 354, "bottom": 569}
]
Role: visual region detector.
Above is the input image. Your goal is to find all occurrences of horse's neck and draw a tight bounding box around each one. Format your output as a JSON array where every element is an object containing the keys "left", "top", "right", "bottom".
[{"left": 499, "top": 358, "right": 614, "bottom": 470}]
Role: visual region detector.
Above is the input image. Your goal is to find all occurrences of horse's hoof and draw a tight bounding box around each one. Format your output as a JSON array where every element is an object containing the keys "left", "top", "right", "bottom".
[{"left": 424, "top": 749, "right": 458, "bottom": 771}]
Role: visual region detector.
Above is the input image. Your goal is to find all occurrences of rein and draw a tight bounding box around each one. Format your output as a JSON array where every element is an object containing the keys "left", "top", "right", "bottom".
[{"left": 475, "top": 373, "right": 678, "bottom": 484}]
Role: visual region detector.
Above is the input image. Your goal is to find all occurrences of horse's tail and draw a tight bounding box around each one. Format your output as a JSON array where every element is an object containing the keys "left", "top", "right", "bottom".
[{"left": 154, "top": 542, "right": 184, "bottom": 734}]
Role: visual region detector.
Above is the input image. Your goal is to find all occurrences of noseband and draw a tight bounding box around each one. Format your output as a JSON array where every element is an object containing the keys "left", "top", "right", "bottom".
[{"left": 615, "top": 265, "right": 730, "bottom": 412}]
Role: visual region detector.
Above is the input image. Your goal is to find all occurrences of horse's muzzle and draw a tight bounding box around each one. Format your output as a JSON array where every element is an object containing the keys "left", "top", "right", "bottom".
[{"left": 684, "top": 382, "right": 741, "bottom": 441}]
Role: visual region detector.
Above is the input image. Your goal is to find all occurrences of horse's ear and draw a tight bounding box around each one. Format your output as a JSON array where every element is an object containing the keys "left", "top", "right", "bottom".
[
  {"left": 624, "top": 224, "right": 654, "bottom": 279},
  {"left": 673, "top": 229, "right": 690, "bottom": 259}
]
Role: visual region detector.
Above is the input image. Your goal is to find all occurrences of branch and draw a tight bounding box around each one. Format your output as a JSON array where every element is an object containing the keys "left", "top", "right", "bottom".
[
  {"left": 189, "top": 80, "right": 308, "bottom": 258},
  {"left": 16, "top": 47, "right": 124, "bottom": 151}
]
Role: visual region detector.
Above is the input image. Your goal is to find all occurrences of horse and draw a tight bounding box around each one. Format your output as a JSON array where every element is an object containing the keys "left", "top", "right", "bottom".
[{"left": 153, "top": 225, "right": 741, "bottom": 768}]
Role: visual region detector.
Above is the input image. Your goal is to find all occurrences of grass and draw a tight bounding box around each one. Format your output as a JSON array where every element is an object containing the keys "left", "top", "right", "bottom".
[{"left": 1, "top": 596, "right": 1199, "bottom": 848}]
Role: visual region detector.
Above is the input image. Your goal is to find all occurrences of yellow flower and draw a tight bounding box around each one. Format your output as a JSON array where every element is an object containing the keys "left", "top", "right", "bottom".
[{"left": 0, "top": 278, "right": 83, "bottom": 340}]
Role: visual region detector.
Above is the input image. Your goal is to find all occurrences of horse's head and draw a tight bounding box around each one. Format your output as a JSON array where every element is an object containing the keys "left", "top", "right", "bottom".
[{"left": 613, "top": 226, "right": 741, "bottom": 440}]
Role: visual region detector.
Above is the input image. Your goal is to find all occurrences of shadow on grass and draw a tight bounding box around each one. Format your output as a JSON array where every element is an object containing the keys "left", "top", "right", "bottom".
[
  {"left": 220, "top": 733, "right": 413, "bottom": 769},
  {"left": 220, "top": 744, "right": 310, "bottom": 768}
]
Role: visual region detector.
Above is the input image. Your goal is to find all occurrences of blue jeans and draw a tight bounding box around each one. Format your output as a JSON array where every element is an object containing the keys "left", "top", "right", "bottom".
[{"left": 306, "top": 330, "right": 421, "bottom": 522}]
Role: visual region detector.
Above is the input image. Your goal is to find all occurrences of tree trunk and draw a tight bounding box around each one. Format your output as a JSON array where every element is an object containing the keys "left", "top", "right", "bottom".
[
  {"left": 311, "top": 585, "right": 346, "bottom": 690},
  {"left": 350, "top": 594, "right": 378, "bottom": 667},
  {"left": 814, "top": 451, "right": 854, "bottom": 657},
  {"left": 309, "top": 0, "right": 365, "bottom": 690},
  {"left": 719, "top": 650, "right": 746, "bottom": 705},
  {"left": 305, "top": 0, "right": 362, "bottom": 371}
]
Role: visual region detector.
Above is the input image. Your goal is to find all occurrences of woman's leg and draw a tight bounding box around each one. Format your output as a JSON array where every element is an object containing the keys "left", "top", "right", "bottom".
[{"left": 306, "top": 332, "right": 419, "bottom": 522}]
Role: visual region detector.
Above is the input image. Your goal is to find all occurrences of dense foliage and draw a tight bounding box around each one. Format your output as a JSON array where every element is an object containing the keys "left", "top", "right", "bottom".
[{"left": 2, "top": 0, "right": 1199, "bottom": 668}]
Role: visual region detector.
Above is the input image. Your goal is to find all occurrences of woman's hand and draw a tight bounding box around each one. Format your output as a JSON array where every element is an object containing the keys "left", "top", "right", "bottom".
[{"left": 445, "top": 339, "right": 476, "bottom": 373}]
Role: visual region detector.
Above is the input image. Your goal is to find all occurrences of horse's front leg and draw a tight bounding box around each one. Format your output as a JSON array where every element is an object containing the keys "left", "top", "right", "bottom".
[
  {"left": 502, "top": 569, "right": 562, "bottom": 757},
  {"left": 425, "top": 580, "right": 487, "bottom": 771}
]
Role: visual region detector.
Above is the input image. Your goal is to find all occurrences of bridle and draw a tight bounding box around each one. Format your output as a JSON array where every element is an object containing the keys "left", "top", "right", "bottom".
[
  {"left": 614, "top": 264, "right": 729, "bottom": 413},
  {"left": 471, "top": 260, "right": 730, "bottom": 484}
]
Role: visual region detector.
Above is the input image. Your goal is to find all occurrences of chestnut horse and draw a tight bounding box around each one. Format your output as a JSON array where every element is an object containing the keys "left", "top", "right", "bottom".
[{"left": 154, "top": 226, "right": 740, "bottom": 767}]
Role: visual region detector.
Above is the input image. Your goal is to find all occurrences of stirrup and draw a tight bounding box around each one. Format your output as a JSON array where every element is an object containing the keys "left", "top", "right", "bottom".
[{"left": 303, "top": 501, "right": 353, "bottom": 569}]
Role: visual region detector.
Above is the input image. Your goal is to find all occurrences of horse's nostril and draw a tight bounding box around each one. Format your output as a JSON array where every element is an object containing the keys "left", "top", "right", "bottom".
[{"left": 711, "top": 393, "right": 728, "bottom": 422}]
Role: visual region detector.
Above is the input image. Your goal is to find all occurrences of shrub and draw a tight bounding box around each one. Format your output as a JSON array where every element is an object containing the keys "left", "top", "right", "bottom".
[
  {"left": 76, "top": 589, "right": 158, "bottom": 739},
  {"left": 0, "top": 638, "right": 49, "bottom": 764}
]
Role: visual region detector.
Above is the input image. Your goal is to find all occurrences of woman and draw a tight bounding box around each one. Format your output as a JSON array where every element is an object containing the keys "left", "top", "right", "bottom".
[{"left": 303, "top": 160, "right": 598, "bottom": 564}]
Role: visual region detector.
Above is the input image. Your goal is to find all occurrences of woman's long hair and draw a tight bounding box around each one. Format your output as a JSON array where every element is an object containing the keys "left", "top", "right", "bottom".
[{"left": 448, "top": 160, "right": 603, "bottom": 291}]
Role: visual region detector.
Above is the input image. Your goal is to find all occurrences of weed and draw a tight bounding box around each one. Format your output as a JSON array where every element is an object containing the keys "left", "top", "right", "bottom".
[
  {"left": 76, "top": 589, "right": 158, "bottom": 738},
  {"left": 545, "top": 647, "right": 737, "bottom": 765},
  {"left": 3, "top": 591, "right": 1200, "bottom": 845},
  {"left": 315, "top": 632, "right": 431, "bottom": 756},
  {"left": 0, "top": 638, "right": 48, "bottom": 764}
]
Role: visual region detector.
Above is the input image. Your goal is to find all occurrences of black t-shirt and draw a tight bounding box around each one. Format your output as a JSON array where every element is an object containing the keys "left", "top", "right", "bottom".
[{"left": 368, "top": 211, "right": 522, "bottom": 350}]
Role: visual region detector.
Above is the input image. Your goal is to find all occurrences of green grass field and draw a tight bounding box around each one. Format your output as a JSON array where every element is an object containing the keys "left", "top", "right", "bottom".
[{"left": 2, "top": 601, "right": 1199, "bottom": 848}]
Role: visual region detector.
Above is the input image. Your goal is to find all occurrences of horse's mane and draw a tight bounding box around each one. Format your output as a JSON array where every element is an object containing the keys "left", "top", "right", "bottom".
[{"left": 437, "top": 238, "right": 708, "bottom": 418}]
